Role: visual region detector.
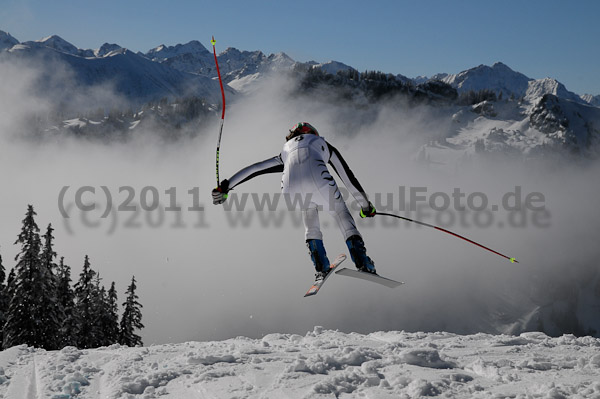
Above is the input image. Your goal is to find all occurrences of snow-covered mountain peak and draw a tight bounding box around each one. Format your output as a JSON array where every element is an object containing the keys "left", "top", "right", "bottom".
[
  {"left": 490, "top": 61, "right": 513, "bottom": 71},
  {"left": 525, "top": 77, "right": 583, "bottom": 103},
  {"left": 95, "top": 43, "right": 123, "bottom": 57},
  {"left": 0, "top": 30, "right": 19, "bottom": 51},
  {"left": 310, "top": 60, "right": 355, "bottom": 75},
  {"left": 146, "top": 40, "right": 209, "bottom": 61},
  {"left": 265, "top": 51, "right": 295, "bottom": 69},
  {"left": 0, "top": 29, "right": 17, "bottom": 40},
  {"left": 269, "top": 51, "right": 293, "bottom": 62},
  {"left": 442, "top": 62, "right": 531, "bottom": 97},
  {"left": 35, "top": 34, "right": 79, "bottom": 55}
]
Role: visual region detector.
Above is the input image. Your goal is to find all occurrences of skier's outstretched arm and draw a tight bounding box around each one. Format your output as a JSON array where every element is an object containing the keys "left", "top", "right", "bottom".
[
  {"left": 326, "top": 142, "right": 376, "bottom": 217},
  {"left": 212, "top": 155, "right": 284, "bottom": 204}
]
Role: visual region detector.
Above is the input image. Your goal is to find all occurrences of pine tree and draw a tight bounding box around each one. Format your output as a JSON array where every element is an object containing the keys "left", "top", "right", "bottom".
[
  {"left": 57, "top": 257, "right": 78, "bottom": 347},
  {"left": 39, "top": 224, "right": 63, "bottom": 350},
  {"left": 3, "top": 205, "right": 45, "bottom": 348},
  {"left": 0, "top": 248, "right": 5, "bottom": 288},
  {"left": 119, "top": 276, "right": 144, "bottom": 347},
  {"left": 6, "top": 268, "right": 15, "bottom": 298},
  {"left": 74, "top": 255, "right": 98, "bottom": 348},
  {"left": 90, "top": 273, "right": 107, "bottom": 347},
  {"left": 0, "top": 248, "right": 8, "bottom": 350},
  {"left": 104, "top": 282, "right": 120, "bottom": 345},
  {"left": 94, "top": 280, "right": 120, "bottom": 347}
]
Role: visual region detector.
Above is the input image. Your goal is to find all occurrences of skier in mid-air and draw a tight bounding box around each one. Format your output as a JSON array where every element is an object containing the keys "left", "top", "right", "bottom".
[{"left": 212, "top": 122, "right": 377, "bottom": 281}]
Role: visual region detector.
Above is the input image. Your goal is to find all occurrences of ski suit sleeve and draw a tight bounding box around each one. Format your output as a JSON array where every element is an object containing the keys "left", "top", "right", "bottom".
[
  {"left": 227, "top": 155, "right": 284, "bottom": 189},
  {"left": 326, "top": 142, "right": 370, "bottom": 209}
]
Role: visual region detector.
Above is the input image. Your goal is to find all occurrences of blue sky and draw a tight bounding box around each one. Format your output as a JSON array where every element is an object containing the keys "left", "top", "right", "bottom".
[{"left": 1, "top": 0, "right": 599, "bottom": 95}]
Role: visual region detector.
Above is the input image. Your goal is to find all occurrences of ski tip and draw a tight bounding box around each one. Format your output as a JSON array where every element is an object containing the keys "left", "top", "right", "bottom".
[
  {"left": 509, "top": 257, "right": 519, "bottom": 264},
  {"left": 211, "top": 36, "right": 216, "bottom": 46},
  {"left": 304, "top": 285, "right": 318, "bottom": 297}
]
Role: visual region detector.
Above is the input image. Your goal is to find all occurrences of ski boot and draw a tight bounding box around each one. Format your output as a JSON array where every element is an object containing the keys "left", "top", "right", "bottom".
[
  {"left": 345, "top": 235, "right": 377, "bottom": 274},
  {"left": 307, "top": 239, "right": 331, "bottom": 281}
]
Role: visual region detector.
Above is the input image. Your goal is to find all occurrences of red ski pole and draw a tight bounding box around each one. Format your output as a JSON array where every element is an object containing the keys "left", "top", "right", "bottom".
[
  {"left": 211, "top": 36, "right": 226, "bottom": 187},
  {"left": 376, "top": 212, "right": 518, "bottom": 263}
]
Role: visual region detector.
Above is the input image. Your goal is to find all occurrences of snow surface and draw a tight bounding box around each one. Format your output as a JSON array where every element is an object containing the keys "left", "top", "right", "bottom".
[
  {"left": 227, "top": 72, "right": 263, "bottom": 93},
  {"left": 1, "top": 328, "right": 599, "bottom": 398}
]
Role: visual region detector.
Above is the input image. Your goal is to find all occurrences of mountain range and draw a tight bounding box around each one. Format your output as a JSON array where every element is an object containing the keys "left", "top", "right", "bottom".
[
  {"left": 4, "top": 30, "right": 596, "bottom": 104},
  {"left": 1, "top": 29, "right": 600, "bottom": 158}
]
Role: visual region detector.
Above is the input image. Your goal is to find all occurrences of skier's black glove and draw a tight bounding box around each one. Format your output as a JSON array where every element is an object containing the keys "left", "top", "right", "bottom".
[
  {"left": 360, "top": 202, "right": 376, "bottom": 218},
  {"left": 212, "top": 179, "right": 230, "bottom": 205}
]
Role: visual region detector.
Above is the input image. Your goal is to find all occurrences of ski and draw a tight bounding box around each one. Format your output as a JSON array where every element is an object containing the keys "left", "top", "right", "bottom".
[
  {"left": 335, "top": 268, "right": 404, "bottom": 288},
  {"left": 304, "top": 254, "right": 346, "bottom": 297}
]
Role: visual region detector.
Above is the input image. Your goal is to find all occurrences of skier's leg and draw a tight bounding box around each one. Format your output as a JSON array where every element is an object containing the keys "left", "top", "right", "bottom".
[
  {"left": 303, "top": 202, "right": 330, "bottom": 273},
  {"left": 307, "top": 239, "right": 330, "bottom": 274},
  {"left": 328, "top": 198, "right": 361, "bottom": 241},
  {"left": 303, "top": 202, "right": 323, "bottom": 241},
  {"left": 317, "top": 184, "right": 376, "bottom": 273},
  {"left": 345, "top": 234, "right": 376, "bottom": 273}
]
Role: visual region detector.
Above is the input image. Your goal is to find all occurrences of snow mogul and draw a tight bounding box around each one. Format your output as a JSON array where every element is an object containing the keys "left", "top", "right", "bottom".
[{"left": 212, "top": 122, "right": 377, "bottom": 281}]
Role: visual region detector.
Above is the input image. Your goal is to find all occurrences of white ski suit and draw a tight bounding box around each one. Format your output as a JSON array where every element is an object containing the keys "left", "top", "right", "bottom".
[{"left": 226, "top": 133, "right": 370, "bottom": 241}]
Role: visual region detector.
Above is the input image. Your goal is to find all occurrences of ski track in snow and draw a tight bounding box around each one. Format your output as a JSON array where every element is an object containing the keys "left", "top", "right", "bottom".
[{"left": 1, "top": 329, "right": 600, "bottom": 398}]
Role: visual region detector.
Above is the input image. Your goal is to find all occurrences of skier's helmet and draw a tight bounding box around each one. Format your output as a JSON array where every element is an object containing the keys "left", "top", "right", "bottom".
[{"left": 286, "top": 122, "right": 319, "bottom": 141}]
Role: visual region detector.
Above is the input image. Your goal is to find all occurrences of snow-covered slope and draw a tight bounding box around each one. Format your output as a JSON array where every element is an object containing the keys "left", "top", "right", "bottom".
[
  {"left": 525, "top": 77, "right": 585, "bottom": 104},
  {"left": 198, "top": 47, "right": 294, "bottom": 91},
  {"left": 581, "top": 94, "right": 600, "bottom": 107},
  {"left": 529, "top": 94, "right": 600, "bottom": 150},
  {"left": 418, "top": 93, "right": 600, "bottom": 164},
  {"left": 1, "top": 328, "right": 599, "bottom": 398},
  {"left": 0, "top": 30, "right": 19, "bottom": 51}
]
